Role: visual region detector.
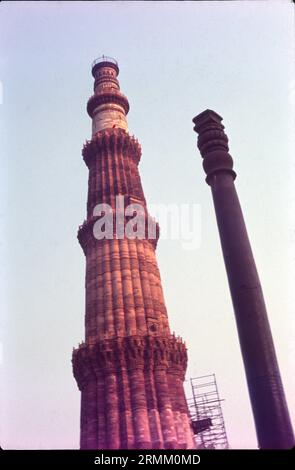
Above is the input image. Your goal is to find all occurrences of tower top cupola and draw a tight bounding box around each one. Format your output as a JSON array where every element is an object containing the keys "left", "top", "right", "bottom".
[
  {"left": 91, "top": 55, "right": 119, "bottom": 77},
  {"left": 87, "top": 56, "right": 129, "bottom": 135}
]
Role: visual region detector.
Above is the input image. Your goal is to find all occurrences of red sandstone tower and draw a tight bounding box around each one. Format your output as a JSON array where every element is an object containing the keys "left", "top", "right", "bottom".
[{"left": 72, "top": 57, "right": 195, "bottom": 449}]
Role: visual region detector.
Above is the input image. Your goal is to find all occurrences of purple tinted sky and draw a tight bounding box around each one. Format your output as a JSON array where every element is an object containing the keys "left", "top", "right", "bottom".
[{"left": 0, "top": 1, "right": 294, "bottom": 449}]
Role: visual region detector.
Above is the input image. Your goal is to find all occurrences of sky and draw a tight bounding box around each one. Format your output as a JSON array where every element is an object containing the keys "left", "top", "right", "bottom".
[{"left": 0, "top": 0, "right": 294, "bottom": 449}]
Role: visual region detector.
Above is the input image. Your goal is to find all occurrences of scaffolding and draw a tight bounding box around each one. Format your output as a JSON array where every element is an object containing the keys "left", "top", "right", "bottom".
[{"left": 187, "top": 374, "right": 229, "bottom": 449}]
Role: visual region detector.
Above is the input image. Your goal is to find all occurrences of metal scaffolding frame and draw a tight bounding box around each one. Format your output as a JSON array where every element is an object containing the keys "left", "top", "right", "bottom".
[{"left": 187, "top": 374, "right": 229, "bottom": 449}]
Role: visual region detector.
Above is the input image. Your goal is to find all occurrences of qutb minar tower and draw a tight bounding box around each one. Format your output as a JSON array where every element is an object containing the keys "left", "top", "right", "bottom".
[{"left": 72, "top": 57, "right": 195, "bottom": 449}]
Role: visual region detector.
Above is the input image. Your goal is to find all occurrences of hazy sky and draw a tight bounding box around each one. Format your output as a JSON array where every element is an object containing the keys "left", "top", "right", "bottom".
[{"left": 0, "top": 1, "right": 294, "bottom": 449}]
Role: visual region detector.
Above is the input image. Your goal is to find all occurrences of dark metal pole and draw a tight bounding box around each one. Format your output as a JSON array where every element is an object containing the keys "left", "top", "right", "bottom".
[{"left": 192, "top": 109, "right": 294, "bottom": 449}]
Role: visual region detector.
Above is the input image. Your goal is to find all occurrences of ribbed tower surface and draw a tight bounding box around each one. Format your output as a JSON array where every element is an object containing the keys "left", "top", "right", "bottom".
[{"left": 72, "top": 56, "right": 195, "bottom": 449}]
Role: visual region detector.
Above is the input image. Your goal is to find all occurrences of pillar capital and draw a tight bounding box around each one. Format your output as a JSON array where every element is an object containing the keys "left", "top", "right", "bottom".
[{"left": 193, "top": 109, "right": 236, "bottom": 185}]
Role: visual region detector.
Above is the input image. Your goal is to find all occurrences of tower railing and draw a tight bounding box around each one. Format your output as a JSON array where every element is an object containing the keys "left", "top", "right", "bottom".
[{"left": 91, "top": 55, "right": 118, "bottom": 70}]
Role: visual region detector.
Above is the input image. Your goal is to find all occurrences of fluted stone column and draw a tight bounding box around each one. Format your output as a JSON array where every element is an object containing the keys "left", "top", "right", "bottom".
[
  {"left": 72, "top": 57, "right": 195, "bottom": 449},
  {"left": 193, "top": 109, "right": 294, "bottom": 449}
]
